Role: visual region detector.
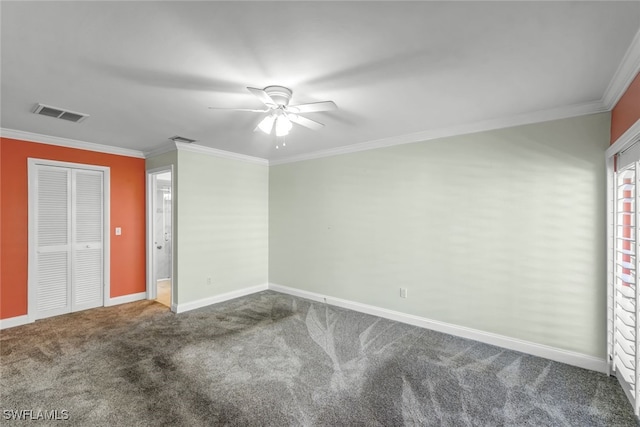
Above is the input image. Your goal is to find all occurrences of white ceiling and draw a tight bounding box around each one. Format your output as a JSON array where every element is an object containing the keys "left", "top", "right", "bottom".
[{"left": 2, "top": 1, "right": 639, "bottom": 161}]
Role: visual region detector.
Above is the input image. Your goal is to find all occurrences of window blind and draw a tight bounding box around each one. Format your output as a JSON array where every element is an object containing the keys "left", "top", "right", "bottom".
[
  {"left": 618, "top": 141, "right": 640, "bottom": 170},
  {"left": 613, "top": 164, "right": 640, "bottom": 414}
]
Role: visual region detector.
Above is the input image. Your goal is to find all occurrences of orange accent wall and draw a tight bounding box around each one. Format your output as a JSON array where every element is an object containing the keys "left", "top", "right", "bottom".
[
  {"left": 611, "top": 72, "right": 640, "bottom": 144},
  {"left": 0, "top": 137, "right": 146, "bottom": 320}
]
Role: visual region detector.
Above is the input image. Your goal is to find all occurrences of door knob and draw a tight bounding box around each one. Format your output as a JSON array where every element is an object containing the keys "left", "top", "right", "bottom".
[{"left": 157, "top": 245, "right": 163, "bottom": 249}]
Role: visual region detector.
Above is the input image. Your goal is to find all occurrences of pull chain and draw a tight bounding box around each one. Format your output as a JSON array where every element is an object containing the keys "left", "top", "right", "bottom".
[{"left": 275, "top": 134, "right": 286, "bottom": 149}]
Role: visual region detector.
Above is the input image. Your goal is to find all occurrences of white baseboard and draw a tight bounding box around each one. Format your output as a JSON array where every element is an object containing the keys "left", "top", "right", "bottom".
[
  {"left": 0, "top": 315, "right": 33, "bottom": 330},
  {"left": 268, "top": 283, "right": 607, "bottom": 373},
  {"left": 174, "top": 283, "right": 269, "bottom": 314},
  {"left": 2, "top": 293, "right": 147, "bottom": 329},
  {"left": 105, "top": 292, "right": 147, "bottom": 307}
]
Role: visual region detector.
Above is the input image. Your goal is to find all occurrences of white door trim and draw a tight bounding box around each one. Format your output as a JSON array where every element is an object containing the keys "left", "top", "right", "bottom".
[
  {"left": 146, "top": 165, "right": 174, "bottom": 309},
  {"left": 27, "top": 158, "right": 111, "bottom": 322}
]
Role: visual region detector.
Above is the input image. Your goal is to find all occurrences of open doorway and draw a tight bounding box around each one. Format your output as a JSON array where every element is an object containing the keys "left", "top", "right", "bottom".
[{"left": 147, "top": 168, "right": 173, "bottom": 309}]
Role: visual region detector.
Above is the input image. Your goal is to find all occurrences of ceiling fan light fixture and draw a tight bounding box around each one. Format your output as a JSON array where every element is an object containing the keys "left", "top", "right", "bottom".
[
  {"left": 275, "top": 115, "right": 293, "bottom": 137},
  {"left": 257, "top": 114, "right": 276, "bottom": 134},
  {"left": 210, "top": 85, "right": 336, "bottom": 137}
]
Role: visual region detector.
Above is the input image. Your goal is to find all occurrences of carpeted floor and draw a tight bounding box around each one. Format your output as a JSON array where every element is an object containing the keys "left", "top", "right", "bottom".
[{"left": 1, "top": 290, "right": 638, "bottom": 426}]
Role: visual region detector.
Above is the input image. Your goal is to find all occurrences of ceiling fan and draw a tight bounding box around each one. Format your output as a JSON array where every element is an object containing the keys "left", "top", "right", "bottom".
[{"left": 209, "top": 86, "right": 337, "bottom": 137}]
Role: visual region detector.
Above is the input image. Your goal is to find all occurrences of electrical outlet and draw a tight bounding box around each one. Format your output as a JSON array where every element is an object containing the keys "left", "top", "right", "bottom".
[
  {"left": 400, "top": 288, "right": 407, "bottom": 298},
  {"left": 207, "top": 277, "right": 212, "bottom": 286}
]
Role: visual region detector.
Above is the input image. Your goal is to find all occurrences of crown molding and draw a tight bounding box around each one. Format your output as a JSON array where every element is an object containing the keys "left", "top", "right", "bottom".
[
  {"left": 270, "top": 100, "right": 608, "bottom": 166},
  {"left": 173, "top": 141, "right": 268, "bottom": 166},
  {"left": 2, "top": 98, "right": 610, "bottom": 168},
  {"left": 144, "top": 142, "right": 177, "bottom": 158},
  {"left": 0, "top": 128, "right": 145, "bottom": 158},
  {"left": 603, "top": 26, "right": 640, "bottom": 110}
]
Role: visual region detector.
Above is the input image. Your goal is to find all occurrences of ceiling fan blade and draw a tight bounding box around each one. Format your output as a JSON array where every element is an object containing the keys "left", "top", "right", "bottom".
[
  {"left": 208, "top": 107, "right": 270, "bottom": 112},
  {"left": 288, "top": 114, "right": 324, "bottom": 130},
  {"left": 287, "top": 101, "right": 337, "bottom": 113},
  {"left": 247, "top": 87, "right": 277, "bottom": 107}
]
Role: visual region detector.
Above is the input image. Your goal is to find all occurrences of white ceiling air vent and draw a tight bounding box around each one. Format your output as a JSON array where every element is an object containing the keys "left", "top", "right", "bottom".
[
  {"left": 32, "top": 103, "right": 89, "bottom": 123},
  {"left": 169, "top": 135, "right": 196, "bottom": 144}
]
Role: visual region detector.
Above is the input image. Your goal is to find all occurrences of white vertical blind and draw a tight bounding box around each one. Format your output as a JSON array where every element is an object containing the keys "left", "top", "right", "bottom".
[{"left": 613, "top": 164, "right": 639, "bottom": 414}]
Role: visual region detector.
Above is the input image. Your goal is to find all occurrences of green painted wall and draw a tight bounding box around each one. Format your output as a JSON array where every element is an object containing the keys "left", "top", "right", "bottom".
[
  {"left": 176, "top": 150, "right": 269, "bottom": 304},
  {"left": 146, "top": 150, "right": 177, "bottom": 171},
  {"left": 269, "top": 113, "right": 610, "bottom": 357}
]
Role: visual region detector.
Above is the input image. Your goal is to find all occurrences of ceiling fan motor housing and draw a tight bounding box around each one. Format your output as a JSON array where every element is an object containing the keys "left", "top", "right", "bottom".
[{"left": 264, "top": 86, "right": 292, "bottom": 106}]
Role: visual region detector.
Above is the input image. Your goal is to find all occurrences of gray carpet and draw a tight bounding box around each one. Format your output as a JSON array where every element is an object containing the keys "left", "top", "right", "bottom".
[{"left": 1, "top": 290, "right": 637, "bottom": 426}]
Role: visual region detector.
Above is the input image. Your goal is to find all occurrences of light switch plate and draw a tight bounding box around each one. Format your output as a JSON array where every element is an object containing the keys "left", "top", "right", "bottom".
[{"left": 115, "top": 227, "right": 122, "bottom": 236}]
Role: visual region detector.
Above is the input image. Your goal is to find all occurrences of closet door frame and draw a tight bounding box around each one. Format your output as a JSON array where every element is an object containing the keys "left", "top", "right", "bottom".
[{"left": 27, "top": 158, "right": 111, "bottom": 321}]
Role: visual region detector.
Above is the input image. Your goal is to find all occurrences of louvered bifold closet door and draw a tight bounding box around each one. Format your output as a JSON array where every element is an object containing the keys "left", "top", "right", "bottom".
[
  {"left": 613, "top": 164, "right": 640, "bottom": 414},
  {"left": 35, "top": 166, "right": 72, "bottom": 319},
  {"left": 72, "top": 169, "right": 104, "bottom": 311}
]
